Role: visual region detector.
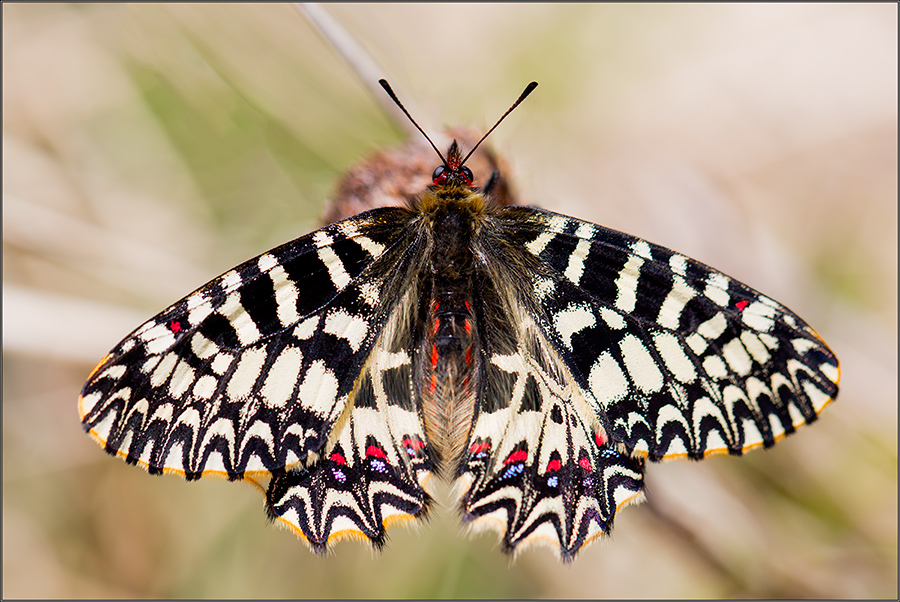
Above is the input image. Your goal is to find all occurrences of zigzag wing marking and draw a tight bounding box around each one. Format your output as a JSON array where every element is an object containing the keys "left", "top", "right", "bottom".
[
  {"left": 457, "top": 267, "right": 644, "bottom": 560},
  {"left": 501, "top": 206, "right": 840, "bottom": 461},
  {"left": 266, "top": 287, "right": 436, "bottom": 551},
  {"left": 78, "top": 208, "right": 415, "bottom": 479}
]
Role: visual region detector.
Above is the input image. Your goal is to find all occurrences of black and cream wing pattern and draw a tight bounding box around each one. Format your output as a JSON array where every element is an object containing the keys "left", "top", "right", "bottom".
[
  {"left": 453, "top": 205, "right": 837, "bottom": 557},
  {"left": 80, "top": 194, "right": 838, "bottom": 559},
  {"left": 80, "top": 209, "right": 439, "bottom": 549},
  {"left": 79, "top": 74, "right": 837, "bottom": 562}
]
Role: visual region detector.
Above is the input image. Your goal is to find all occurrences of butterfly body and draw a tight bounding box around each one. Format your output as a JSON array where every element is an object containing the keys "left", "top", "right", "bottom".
[
  {"left": 80, "top": 113, "right": 838, "bottom": 557},
  {"left": 388, "top": 183, "right": 487, "bottom": 474}
]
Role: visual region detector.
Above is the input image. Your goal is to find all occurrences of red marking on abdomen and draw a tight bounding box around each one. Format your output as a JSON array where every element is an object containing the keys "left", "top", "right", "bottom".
[
  {"left": 431, "top": 344, "right": 439, "bottom": 368},
  {"left": 505, "top": 450, "right": 528, "bottom": 464},
  {"left": 464, "top": 347, "right": 472, "bottom": 366}
]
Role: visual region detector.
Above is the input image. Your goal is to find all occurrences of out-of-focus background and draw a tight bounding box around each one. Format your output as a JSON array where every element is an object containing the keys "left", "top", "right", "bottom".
[{"left": 3, "top": 4, "right": 896, "bottom": 598}]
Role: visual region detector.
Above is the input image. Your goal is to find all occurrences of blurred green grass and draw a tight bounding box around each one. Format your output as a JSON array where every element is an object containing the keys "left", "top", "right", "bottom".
[{"left": 3, "top": 3, "right": 896, "bottom": 598}]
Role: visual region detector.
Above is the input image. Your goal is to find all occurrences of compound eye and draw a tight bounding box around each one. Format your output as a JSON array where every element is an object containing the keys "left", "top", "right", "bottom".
[
  {"left": 432, "top": 165, "right": 446, "bottom": 183},
  {"left": 461, "top": 166, "right": 474, "bottom": 185}
]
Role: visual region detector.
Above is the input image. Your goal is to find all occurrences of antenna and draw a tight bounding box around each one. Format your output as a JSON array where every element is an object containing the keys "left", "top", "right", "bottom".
[
  {"left": 460, "top": 81, "right": 537, "bottom": 166},
  {"left": 378, "top": 79, "right": 447, "bottom": 165},
  {"left": 378, "top": 79, "right": 538, "bottom": 169}
]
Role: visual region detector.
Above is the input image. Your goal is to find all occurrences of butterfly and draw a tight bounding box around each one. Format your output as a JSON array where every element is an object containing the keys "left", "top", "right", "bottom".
[{"left": 79, "top": 80, "right": 839, "bottom": 561}]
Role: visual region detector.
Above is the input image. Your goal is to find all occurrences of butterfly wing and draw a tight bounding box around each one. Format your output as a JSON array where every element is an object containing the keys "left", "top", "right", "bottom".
[
  {"left": 79, "top": 208, "right": 425, "bottom": 479},
  {"left": 458, "top": 279, "right": 645, "bottom": 559},
  {"left": 456, "top": 205, "right": 838, "bottom": 559},
  {"left": 80, "top": 191, "right": 839, "bottom": 557},
  {"left": 502, "top": 206, "right": 839, "bottom": 461},
  {"left": 265, "top": 285, "right": 436, "bottom": 551}
]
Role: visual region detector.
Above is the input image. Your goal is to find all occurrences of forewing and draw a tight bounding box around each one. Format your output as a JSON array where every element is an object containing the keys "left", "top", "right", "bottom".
[
  {"left": 501, "top": 206, "right": 840, "bottom": 461},
  {"left": 79, "top": 208, "right": 413, "bottom": 479}
]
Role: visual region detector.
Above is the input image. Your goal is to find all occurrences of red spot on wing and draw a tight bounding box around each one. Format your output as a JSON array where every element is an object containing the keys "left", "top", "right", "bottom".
[
  {"left": 169, "top": 320, "right": 182, "bottom": 333},
  {"left": 330, "top": 452, "right": 346, "bottom": 465},
  {"left": 505, "top": 450, "right": 528, "bottom": 464},
  {"left": 365, "top": 446, "right": 387, "bottom": 459},
  {"left": 736, "top": 300, "right": 749, "bottom": 311},
  {"left": 595, "top": 430, "right": 607, "bottom": 446},
  {"left": 546, "top": 459, "right": 561, "bottom": 472},
  {"left": 469, "top": 441, "right": 490, "bottom": 455},
  {"left": 403, "top": 437, "right": 425, "bottom": 449},
  {"left": 579, "top": 457, "right": 592, "bottom": 471}
]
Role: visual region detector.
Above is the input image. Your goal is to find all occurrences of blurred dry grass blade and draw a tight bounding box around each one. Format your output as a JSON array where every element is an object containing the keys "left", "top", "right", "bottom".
[
  {"left": 3, "top": 284, "right": 149, "bottom": 363},
  {"left": 297, "top": 2, "right": 419, "bottom": 139},
  {"left": 4, "top": 194, "right": 211, "bottom": 301}
]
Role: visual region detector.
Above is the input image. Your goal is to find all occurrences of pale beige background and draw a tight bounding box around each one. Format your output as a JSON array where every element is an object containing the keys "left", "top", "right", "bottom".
[{"left": 4, "top": 4, "right": 896, "bottom": 598}]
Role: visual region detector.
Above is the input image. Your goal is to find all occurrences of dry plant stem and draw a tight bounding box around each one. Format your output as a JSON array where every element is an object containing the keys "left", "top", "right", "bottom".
[{"left": 296, "top": 3, "right": 420, "bottom": 139}]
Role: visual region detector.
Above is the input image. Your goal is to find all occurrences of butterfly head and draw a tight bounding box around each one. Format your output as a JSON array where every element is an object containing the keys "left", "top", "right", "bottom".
[
  {"left": 431, "top": 141, "right": 474, "bottom": 188},
  {"left": 378, "top": 79, "right": 537, "bottom": 192}
]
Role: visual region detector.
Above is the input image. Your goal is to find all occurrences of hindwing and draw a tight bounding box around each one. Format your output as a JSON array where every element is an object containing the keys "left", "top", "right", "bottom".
[
  {"left": 266, "top": 286, "right": 436, "bottom": 551},
  {"left": 459, "top": 286, "right": 645, "bottom": 559}
]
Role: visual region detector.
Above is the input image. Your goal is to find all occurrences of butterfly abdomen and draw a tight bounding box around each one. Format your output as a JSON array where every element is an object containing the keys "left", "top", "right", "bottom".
[{"left": 419, "top": 291, "right": 478, "bottom": 473}]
